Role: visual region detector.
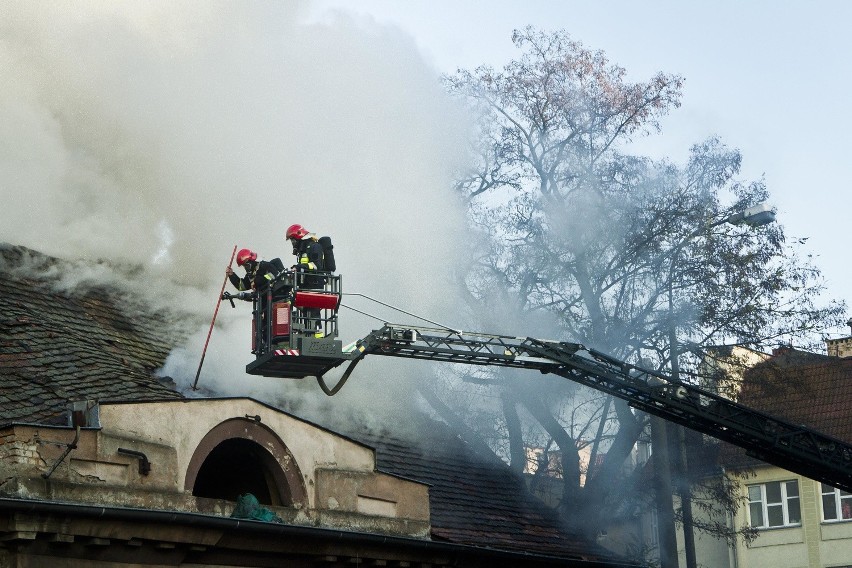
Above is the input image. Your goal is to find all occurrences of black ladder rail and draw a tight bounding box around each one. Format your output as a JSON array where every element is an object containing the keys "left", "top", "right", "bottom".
[{"left": 355, "top": 324, "right": 852, "bottom": 493}]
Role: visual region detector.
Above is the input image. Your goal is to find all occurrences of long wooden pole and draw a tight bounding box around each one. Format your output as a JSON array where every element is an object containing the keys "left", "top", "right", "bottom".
[{"left": 192, "top": 245, "right": 237, "bottom": 390}]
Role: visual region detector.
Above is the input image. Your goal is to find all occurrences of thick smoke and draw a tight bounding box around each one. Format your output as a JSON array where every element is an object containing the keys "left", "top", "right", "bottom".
[{"left": 0, "top": 2, "right": 469, "bottom": 429}]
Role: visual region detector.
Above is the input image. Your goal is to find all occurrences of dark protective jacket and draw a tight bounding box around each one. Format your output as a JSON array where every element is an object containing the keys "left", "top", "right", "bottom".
[
  {"left": 293, "top": 238, "right": 326, "bottom": 288},
  {"left": 228, "top": 259, "right": 278, "bottom": 291}
]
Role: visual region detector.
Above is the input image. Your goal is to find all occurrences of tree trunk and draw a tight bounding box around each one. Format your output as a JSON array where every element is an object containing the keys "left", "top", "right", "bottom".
[
  {"left": 515, "top": 389, "right": 582, "bottom": 523},
  {"left": 502, "top": 393, "right": 527, "bottom": 475}
]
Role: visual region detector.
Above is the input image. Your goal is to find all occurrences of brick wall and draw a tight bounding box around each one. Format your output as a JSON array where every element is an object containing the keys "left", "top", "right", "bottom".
[{"left": 0, "top": 431, "right": 44, "bottom": 468}]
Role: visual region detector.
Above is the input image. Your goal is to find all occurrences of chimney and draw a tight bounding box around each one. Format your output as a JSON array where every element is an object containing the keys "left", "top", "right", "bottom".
[
  {"left": 772, "top": 344, "right": 793, "bottom": 356},
  {"left": 68, "top": 400, "right": 100, "bottom": 428}
]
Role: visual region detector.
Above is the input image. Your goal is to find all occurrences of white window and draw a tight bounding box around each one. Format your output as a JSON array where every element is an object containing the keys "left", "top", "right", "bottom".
[
  {"left": 747, "top": 480, "right": 801, "bottom": 528},
  {"left": 821, "top": 483, "right": 852, "bottom": 522},
  {"left": 648, "top": 508, "right": 658, "bottom": 547}
]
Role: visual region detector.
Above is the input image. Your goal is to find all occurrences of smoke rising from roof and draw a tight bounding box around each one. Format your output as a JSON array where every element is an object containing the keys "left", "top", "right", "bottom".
[{"left": 0, "top": 2, "right": 470, "bottom": 427}]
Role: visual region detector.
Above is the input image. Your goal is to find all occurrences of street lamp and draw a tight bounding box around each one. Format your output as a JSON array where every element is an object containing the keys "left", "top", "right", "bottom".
[{"left": 720, "top": 203, "right": 776, "bottom": 228}]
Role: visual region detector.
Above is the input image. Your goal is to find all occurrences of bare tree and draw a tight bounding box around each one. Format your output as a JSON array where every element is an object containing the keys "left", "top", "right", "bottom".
[{"left": 421, "top": 26, "right": 844, "bottom": 547}]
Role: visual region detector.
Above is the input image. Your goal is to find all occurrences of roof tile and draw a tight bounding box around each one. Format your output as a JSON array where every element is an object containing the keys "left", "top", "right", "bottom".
[
  {"left": 0, "top": 244, "right": 186, "bottom": 425},
  {"left": 721, "top": 347, "right": 852, "bottom": 469}
]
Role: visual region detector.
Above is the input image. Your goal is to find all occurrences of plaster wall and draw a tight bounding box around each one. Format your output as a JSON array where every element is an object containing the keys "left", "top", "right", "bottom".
[
  {"left": 98, "top": 398, "right": 376, "bottom": 508},
  {"left": 1, "top": 398, "right": 431, "bottom": 537},
  {"left": 671, "top": 492, "right": 731, "bottom": 568},
  {"left": 315, "top": 468, "right": 429, "bottom": 521},
  {"left": 730, "top": 466, "right": 852, "bottom": 568}
]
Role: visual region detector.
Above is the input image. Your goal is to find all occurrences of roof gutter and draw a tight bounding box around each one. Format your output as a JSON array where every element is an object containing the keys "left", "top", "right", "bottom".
[{"left": 0, "top": 498, "right": 639, "bottom": 567}]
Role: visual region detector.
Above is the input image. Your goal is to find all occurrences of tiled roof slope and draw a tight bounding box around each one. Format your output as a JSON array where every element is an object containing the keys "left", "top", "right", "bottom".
[
  {"left": 741, "top": 347, "right": 852, "bottom": 441},
  {"left": 345, "top": 420, "right": 622, "bottom": 562},
  {"left": 0, "top": 244, "right": 185, "bottom": 425},
  {"left": 722, "top": 346, "right": 852, "bottom": 469}
]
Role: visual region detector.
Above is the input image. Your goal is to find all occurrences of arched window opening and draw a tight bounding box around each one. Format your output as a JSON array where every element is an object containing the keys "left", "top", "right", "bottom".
[
  {"left": 184, "top": 417, "right": 308, "bottom": 508},
  {"left": 191, "top": 438, "right": 284, "bottom": 505}
]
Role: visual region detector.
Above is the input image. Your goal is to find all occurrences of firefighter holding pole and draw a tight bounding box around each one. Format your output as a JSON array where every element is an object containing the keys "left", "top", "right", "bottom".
[{"left": 227, "top": 248, "right": 276, "bottom": 292}]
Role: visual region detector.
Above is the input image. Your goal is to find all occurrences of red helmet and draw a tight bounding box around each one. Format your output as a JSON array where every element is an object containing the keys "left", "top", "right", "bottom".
[
  {"left": 235, "top": 248, "right": 257, "bottom": 267},
  {"left": 286, "top": 223, "right": 310, "bottom": 240}
]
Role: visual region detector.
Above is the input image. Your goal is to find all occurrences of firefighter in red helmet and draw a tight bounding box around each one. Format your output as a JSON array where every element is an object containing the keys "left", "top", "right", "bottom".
[
  {"left": 285, "top": 223, "right": 336, "bottom": 276},
  {"left": 285, "top": 225, "right": 325, "bottom": 279},
  {"left": 226, "top": 248, "right": 275, "bottom": 292},
  {"left": 285, "top": 223, "right": 310, "bottom": 241},
  {"left": 286, "top": 224, "right": 335, "bottom": 335},
  {"left": 226, "top": 248, "right": 285, "bottom": 352}
]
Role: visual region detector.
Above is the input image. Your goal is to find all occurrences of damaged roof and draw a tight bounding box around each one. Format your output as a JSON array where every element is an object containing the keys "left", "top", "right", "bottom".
[
  {"left": 0, "top": 244, "right": 186, "bottom": 425},
  {"left": 0, "top": 244, "right": 628, "bottom": 564},
  {"left": 350, "top": 422, "right": 617, "bottom": 561}
]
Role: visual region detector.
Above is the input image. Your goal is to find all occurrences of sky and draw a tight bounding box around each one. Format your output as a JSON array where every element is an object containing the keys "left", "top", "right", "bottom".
[
  {"left": 0, "top": 0, "right": 849, "bottom": 408},
  {"left": 309, "top": 0, "right": 852, "bottom": 337}
]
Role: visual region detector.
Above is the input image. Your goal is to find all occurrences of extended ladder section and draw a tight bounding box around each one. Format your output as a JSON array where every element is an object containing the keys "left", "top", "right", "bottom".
[{"left": 354, "top": 324, "right": 852, "bottom": 493}]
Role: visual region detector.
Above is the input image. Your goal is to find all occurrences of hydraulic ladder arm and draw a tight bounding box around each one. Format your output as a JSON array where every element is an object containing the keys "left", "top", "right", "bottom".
[{"left": 351, "top": 324, "right": 852, "bottom": 493}]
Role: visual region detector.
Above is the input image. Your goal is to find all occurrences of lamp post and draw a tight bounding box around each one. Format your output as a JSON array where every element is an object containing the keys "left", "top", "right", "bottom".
[{"left": 656, "top": 203, "right": 776, "bottom": 568}]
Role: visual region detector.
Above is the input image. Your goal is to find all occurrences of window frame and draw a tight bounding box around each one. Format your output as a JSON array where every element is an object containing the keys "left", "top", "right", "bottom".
[
  {"left": 746, "top": 480, "right": 802, "bottom": 529},
  {"left": 820, "top": 483, "right": 852, "bottom": 522},
  {"left": 648, "top": 508, "right": 658, "bottom": 547}
]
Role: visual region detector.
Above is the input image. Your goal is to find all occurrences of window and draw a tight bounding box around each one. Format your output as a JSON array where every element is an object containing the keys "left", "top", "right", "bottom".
[
  {"left": 821, "top": 483, "right": 852, "bottom": 522},
  {"left": 747, "top": 480, "right": 801, "bottom": 528},
  {"left": 648, "top": 509, "right": 658, "bottom": 547}
]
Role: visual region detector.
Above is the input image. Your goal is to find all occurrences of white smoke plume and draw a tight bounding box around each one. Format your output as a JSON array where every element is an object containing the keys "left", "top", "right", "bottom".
[{"left": 0, "top": 2, "right": 470, "bottom": 427}]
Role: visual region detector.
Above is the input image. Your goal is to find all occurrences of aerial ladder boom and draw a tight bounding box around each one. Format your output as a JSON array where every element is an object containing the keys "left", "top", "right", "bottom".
[
  {"left": 348, "top": 324, "right": 852, "bottom": 493},
  {"left": 231, "top": 270, "right": 852, "bottom": 493}
]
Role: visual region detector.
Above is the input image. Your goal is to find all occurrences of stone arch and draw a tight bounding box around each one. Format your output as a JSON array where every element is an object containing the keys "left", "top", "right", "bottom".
[{"left": 184, "top": 417, "right": 307, "bottom": 507}]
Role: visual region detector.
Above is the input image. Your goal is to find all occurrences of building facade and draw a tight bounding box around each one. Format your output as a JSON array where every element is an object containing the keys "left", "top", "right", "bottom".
[
  {"left": 710, "top": 342, "right": 852, "bottom": 568},
  {"left": 730, "top": 466, "right": 852, "bottom": 567}
]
